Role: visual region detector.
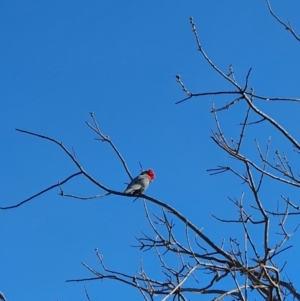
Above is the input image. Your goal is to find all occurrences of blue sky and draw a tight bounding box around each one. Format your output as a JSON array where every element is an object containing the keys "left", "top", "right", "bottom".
[{"left": 1, "top": 1, "right": 300, "bottom": 300}]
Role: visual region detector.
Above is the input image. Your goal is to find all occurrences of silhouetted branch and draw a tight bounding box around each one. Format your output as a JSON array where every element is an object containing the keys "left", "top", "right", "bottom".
[
  {"left": 0, "top": 172, "right": 82, "bottom": 210},
  {"left": 84, "top": 286, "right": 92, "bottom": 301},
  {"left": 266, "top": 0, "right": 300, "bottom": 41},
  {"left": 86, "top": 112, "right": 133, "bottom": 180},
  {"left": 0, "top": 292, "right": 7, "bottom": 301}
]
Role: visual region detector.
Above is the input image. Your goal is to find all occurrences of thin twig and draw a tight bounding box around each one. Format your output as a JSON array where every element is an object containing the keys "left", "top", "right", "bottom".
[
  {"left": 87, "top": 112, "right": 133, "bottom": 180},
  {"left": 160, "top": 264, "right": 199, "bottom": 301},
  {"left": 0, "top": 172, "right": 82, "bottom": 210},
  {"left": 266, "top": 0, "right": 300, "bottom": 41}
]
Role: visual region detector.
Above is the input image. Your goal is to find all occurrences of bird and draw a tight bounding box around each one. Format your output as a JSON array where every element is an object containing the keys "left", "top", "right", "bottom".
[{"left": 124, "top": 169, "right": 155, "bottom": 195}]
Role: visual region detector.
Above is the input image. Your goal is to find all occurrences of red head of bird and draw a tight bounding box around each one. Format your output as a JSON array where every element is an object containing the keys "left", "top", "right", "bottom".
[{"left": 145, "top": 169, "right": 155, "bottom": 181}]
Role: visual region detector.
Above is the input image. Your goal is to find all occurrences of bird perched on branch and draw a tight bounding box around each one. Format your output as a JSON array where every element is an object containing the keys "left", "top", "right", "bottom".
[{"left": 124, "top": 169, "right": 155, "bottom": 195}]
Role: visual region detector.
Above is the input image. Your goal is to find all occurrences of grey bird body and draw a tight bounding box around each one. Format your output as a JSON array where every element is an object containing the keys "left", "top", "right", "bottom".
[{"left": 124, "top": 169, "right": 155, "bottom": 195}]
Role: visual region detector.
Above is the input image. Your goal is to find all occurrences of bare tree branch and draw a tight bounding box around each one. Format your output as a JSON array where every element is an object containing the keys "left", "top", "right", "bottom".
[
  {"left": 86, "top": 111, "right": 133, "bottom": 180},
  {"left": 266, "top": 0, "right": 300, "bottom": 41},
  {"left": 0, "top": 172, "right": 82, "bottom": 210}
]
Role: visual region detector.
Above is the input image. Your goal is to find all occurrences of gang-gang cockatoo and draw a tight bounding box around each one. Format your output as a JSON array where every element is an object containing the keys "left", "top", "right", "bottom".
[{"left": 124, "top": 169, "right": 155, "bottom": 195}]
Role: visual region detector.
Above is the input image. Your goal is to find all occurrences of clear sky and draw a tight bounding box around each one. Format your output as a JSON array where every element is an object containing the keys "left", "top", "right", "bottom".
[{"left": 1, "top": 1, "right": 300, "bottom": 300}]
